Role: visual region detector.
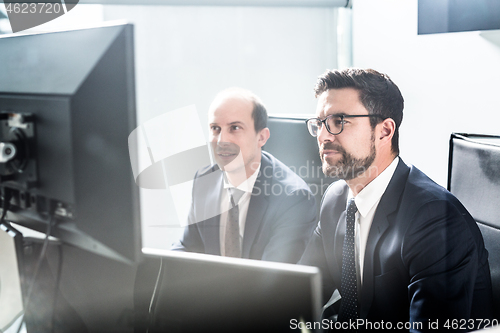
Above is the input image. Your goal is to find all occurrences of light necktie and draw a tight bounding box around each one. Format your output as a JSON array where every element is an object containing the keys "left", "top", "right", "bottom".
[
  {"left": 224, "top": 188, "right": 245, "bottom": 258},
  {"left": 337, "top": 198, "right": 359, "bottom": 326}
]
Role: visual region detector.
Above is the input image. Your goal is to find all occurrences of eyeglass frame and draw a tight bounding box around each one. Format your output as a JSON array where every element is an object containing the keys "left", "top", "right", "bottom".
[{"left": 305, "top": 114, "right": 386, "bottom": 137}]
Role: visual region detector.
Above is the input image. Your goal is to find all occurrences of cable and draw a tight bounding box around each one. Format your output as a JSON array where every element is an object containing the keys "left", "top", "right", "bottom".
[
  {"left": 16, "top": 214, "right": 55, "bottom": 333},
  {"left": 0, "top": 187, "right": 12, "bottom": 225},
  {"left": 146, "top": 258, "right": 164, "bottom": 333},
  {"left": 51, "top": 243, "right": 63, "bottom": 333}
]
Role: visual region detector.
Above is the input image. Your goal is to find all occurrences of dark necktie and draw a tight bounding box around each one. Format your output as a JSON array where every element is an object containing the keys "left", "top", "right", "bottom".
[
  {"left": 337, "top": 198, "right": 359, "bottom": 326},
  {"left": 224, "top": 188, "right": 245, "bottom": 258}
]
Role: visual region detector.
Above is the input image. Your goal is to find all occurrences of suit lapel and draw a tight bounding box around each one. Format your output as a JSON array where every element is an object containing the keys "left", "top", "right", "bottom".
[
  {"left": 331, "top": 185, "right": 349, "bottom": 275},
  {"left": 241, "top": 153, "right": 271, "bottom": 258},
  {"left": 359, "top": 159, "right": 410, "bottom": 319},
  {"left": 359, "top": 214, "right": 390, "bottom": 319}
]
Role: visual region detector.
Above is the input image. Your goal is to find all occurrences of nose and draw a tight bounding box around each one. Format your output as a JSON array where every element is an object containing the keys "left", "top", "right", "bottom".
[
  {"left": 217, "top": 128, "right": 230, "bottom": 146},
  {"left": 317, "top": 123, "right": 335, "bottom": 144}
]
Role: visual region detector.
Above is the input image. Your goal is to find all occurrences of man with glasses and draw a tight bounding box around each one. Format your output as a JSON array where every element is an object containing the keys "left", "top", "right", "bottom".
[
  {"left": 171, "top": 87, "right": 317, "bottom": 262},
  {"left": 299, "top": 68, "right": 492, "bottom": 331}
]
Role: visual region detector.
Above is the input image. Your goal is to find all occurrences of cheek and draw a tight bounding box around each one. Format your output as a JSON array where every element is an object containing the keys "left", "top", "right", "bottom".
[
  {"left": 240, "top": 141, "right": 256, "bottom": 157},
  {"left": 352, "top": 134, "right": 374, "bottom": 155}
]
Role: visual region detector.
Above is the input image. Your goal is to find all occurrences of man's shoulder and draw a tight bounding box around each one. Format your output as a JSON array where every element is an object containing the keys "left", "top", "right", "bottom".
[
  {"left": 318, "top": 160, "right": 453, "bottom": 211},
  {"left": 191, "top": 164, "right": 222, "bottom": 194},
  {"left": 195, "top": 164, "right": 219, "bottom": 178},
  {"left": 320, "top": 179, "right": 349, "bottom": 209},
  {"left": 260, "top": 151, "right": 311, "bottom": 193},
  {"left": 395, "top": 162, "right": 469, "bottom": 223},
  {"left": 405, "top": 164, "right": 452, "bottom": 202}
]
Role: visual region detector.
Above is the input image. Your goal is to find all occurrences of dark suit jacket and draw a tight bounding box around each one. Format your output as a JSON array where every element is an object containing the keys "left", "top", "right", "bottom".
[
  {"left": 299, "top": 159, "right": 493, "bottom": 331},
  {"left": 171, "top": 151, "right": 318, "bottom": 264}
]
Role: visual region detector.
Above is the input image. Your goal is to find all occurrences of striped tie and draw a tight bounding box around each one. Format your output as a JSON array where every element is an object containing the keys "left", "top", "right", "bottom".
[{"left": 224, "top": 188, "right": 245, "bottom": 257}]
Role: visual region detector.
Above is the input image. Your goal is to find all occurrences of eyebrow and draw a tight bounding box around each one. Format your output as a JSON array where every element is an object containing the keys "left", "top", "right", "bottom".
[
  {"left": 327, "top": 112, "right": 372, "bottom": 117},
  {"left": 209, "top": 121, "right": 245, "bottom": 126},
  {"left": 229, "top": 121, "right": 244, "bottom": 126},
  {"left": 318, "top": 112, "right": 348, "bottom": 118}
]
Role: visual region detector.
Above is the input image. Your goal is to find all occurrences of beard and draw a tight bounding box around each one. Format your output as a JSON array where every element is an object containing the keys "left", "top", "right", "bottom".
[{"left": 320, "top": 133, "right": 376, "bottom": 181}]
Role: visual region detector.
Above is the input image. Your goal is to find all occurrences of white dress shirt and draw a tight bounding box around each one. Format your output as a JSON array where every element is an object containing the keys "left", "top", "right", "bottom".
[
  {"left": 219, "top": 165, "right": 260, "bottom": 256},
  {"left": 347, "top": 157, "right": 399, "bottom": 284}
]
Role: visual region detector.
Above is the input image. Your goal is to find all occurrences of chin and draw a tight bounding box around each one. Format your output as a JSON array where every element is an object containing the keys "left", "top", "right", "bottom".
[
  {"left": 322, "top": 162, "right": 342, "bottom": 179},
  {"left": 225, "top": 167, "right": 246, "bottom": 175},
  {"left": 219, "top": 162, "right": 245, "bottom": 174}
]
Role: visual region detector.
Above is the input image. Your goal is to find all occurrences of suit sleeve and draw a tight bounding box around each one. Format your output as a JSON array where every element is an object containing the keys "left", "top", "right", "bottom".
[
  {"left": 299, "top": 222, "right": 338, "bottom": 305},
  {"left": 259, "top": 188, "right": 317, "bottom": 264},
  {"left": 170, "top": 217, "right": 205, "bottom": 253},
  {"left": 170, "top": 173, "right": 205, "bottom": 254},
  {"left": 403, "top": 199, "right": 480, "bottom": 331}
]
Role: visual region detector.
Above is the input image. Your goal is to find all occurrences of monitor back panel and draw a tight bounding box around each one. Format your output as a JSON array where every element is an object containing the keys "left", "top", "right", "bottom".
[{"left": 145, "top": 250, "right": 322, "bottom": 333}]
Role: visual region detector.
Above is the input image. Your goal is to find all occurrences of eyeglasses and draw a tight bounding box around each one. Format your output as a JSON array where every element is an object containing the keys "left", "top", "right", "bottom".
[{"left": 305, "top": 114, "right": 385, "bottom": 137}]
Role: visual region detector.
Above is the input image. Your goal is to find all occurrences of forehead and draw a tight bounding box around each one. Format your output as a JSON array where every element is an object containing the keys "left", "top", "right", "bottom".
[
  {"left": 315, "top": 87, "right": 367, "bottom": 117},
  {"left": 209, "top": 96, "right": 254, "bottom": 124}
]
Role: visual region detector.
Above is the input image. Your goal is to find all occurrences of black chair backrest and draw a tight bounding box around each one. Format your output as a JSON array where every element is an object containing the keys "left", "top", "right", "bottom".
[
  {"left": 448, "top": 133, "right": 500, "bottom": 319},
  {"left": 264, "top": 115, "right": 336, "bottom": 215}
]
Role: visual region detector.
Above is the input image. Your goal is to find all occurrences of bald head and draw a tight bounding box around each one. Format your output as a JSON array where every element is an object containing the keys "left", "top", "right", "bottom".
[
  {"left": 208, "top": 87, "right": 270, "bottom": 179},
  {"left": 209, "top": 88, "right": 268, "bottom": 132}
]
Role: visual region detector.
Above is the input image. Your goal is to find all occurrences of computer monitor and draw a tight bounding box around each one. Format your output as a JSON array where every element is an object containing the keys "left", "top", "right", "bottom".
[
  {"left": 141, "top": 249, "right": 322, "bottom": 333},
  {"left": 0, "top": 22, "right": 140, "bottom": 265}
]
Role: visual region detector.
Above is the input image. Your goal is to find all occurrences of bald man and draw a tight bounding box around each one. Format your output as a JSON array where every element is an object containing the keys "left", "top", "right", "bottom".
[{"left": 171, "top": 88, "right": 317, "bottom": 263}]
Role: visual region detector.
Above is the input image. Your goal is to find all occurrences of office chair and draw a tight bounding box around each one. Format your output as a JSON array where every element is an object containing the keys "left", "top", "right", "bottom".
[
  {"left": 448, "top": 133, "right": 500, "bottom": 319},
  {"left": 264, "top": 115, "right": 337, "bottom": 215}
]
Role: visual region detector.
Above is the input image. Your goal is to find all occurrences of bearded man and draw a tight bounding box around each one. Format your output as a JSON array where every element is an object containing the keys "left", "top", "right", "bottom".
[{"left": 299, "top": 68, "right": 493, "bottom": 332}]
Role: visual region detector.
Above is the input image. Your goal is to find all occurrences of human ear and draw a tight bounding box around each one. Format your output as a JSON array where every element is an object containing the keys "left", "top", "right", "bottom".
[
  {"left": 378, "top": 118, "right": 395, "bottom": 145},
  {"left": 257, "top": 127, "right": 270, "bottom": 148}
]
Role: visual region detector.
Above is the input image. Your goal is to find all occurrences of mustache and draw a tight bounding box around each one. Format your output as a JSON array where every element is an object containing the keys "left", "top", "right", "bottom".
[
  {"left": 320, "top": 142, "right": 346, "bottom": 155},
  {"left": 213, "top": 142, "right": 240, "bottom": 155},
  {"left": 216, "top": 149, "right": 239, "bottom": 154}
]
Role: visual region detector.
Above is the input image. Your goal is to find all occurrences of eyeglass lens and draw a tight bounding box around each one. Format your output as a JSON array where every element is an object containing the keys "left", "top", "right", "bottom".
[{"left": 307, "top": 115, "right": 343, "bottom": 137}]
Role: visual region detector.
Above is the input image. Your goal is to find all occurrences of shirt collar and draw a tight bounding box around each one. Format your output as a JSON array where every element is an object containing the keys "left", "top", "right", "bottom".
[
  {"left": 348, "top": 157, "right": 399, "bottom": 218},
  {"left": 223, "top": 164, "right": 261, "bottom": 193}
]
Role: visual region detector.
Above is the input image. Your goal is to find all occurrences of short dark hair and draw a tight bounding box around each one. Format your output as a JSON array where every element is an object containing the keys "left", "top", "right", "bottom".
[
  {"left": 250, "top": 96, "right": 268, "bottom": 133},
  {"left": 314, "top": 68, "right": 404, "bottom": 155}
]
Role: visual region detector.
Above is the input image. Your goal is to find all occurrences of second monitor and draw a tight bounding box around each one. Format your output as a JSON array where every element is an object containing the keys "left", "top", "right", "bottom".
[{"left": 142, "top": 249, "right": 322, "bottom": 333}]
